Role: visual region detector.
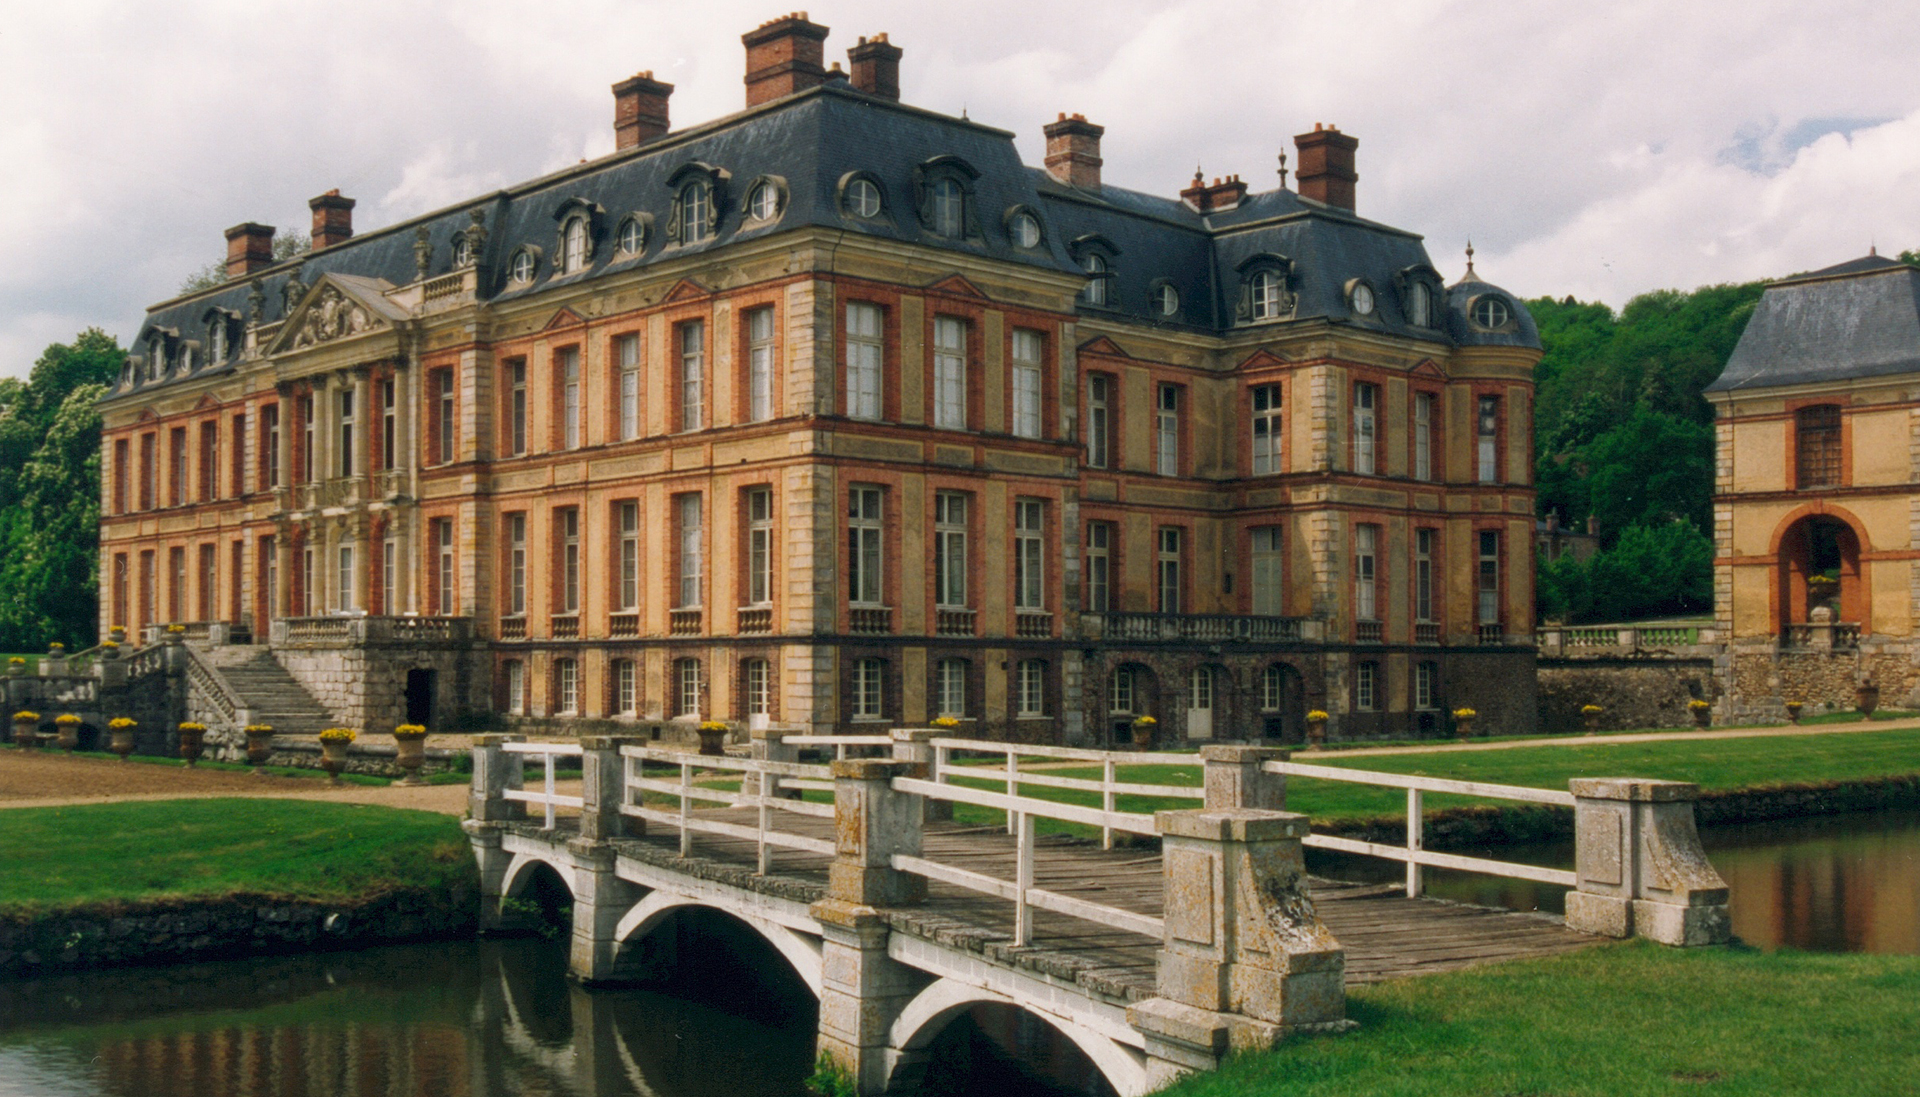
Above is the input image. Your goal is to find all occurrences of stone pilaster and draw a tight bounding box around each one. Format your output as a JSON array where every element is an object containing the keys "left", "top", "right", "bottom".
[
  {"left": 565, "top": 838, "right": 640, "bottom": 984},
  {"left": 579, "top": 735, "right": 642, "bottom": 840},
  {"left": 826, "top": 758, "right": 924, "bottom": 907},
  {"left": 1566, "top": 778, "right": 1730, "bottom": 946},
  {"left": 469, "top": 733, "right": 526, "bottom": 822},
  {"left": 1200, "top": 745, "right": 1288, "bottom": 811},
  {"left": 810, "top": 899, "right": 919, "bottom": 1096}
]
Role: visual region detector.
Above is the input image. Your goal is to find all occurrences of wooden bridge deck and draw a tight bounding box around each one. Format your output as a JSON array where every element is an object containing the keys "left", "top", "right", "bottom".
[{"left": 590, "top": 809, "right": 1597, "bottom": 999}]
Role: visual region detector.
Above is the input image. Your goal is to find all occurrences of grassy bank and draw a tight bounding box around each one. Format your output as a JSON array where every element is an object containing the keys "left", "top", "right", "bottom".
[
  {"left": 0, "top": 799, "right": 473, "bottom": 915},
  {"left": 1158, "top": 942, "right": 1920, "bottom": 1096}
]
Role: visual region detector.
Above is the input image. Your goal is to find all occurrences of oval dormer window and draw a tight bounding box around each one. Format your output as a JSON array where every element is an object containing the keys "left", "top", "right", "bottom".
[
  {"left": 510, "top": 249, "right": 535, "bottom": 284},
  {"left": 1155, "top": 283, "right": 1180, "bottom": 317},
  {"left": 1472, "top": 295, "right": 1512, "bottom": 329},
  {"left": 617, "top": 216, "right": 646, "bottom": 255},
  {"left": 1350, "top": 282, "right": 1375, "bottom": 316},
  {"left": 748, "top": 182, "right": 778, "bottom": 221},
  {"left": 1011, "top": 211, "right": 1041, "bottom": 249},
  {"left": 847, "top": 178, "right": 881, "bottom": 218}
]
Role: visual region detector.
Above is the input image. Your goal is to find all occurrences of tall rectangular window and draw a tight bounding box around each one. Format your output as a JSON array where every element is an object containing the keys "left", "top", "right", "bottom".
[
  {"left": 1013, "top": 499, "right": 1044, "bottom": 610},
  {"left": 199, "top": 421, "right": 218, "bottom": 502},
  {"left": 262, "top": 540, "right": 277, "bottom": 621},
  {"left": 1477, "top": 395, "right": 1500, "bottom": 484},
  {"left": 618, "top": 502, "right": 640, "bottom": 611},
  {"left": 1010, "top": 329, "right": 1043, "bottom": 439},
  {"left": 1352, "top": 382, "right": 1377, "bottom": 475},
  {"left": 1415, "top": 528, "right": 1436, "bottom": 622},
  {"left": 1354, "top": 524, "right": 1378, "bottom": 621},
  {"left": 745, "top": 659, "right": 770, "bottom": 717},
  {"left": 848, "top": 486, "right": 883, "bottom": 605},
  {"left": 382, "top": 534, "right": 396, "bottom": 614},
  {"left": 436, "top": 519, "right": 455, "bottom": 615},
  {"left": 679, "top": 321, "right": 705, "bottom": 431},
  {"left": 935, "top": 659, "right": 967, "bottom": 718},
  {"left": 337, "top": 389, "right": 355, "bottom": 478},
  {"left": 1157, "top": 527, "right": 1183, "bottom": 614},
  {"left": 113, "top": 438, "right": 129, "bottom": 514},
  {"left": 140, "top": 433, "right": 156, "bottom": 510},
  {"left": 380, "top": 380, "right": 396, "bottom": 471},
  {"left": 1085, "top": 522, "right": 1111, "bottom": 613},
  {"left": 262, "top": 405, "right": 280, "bottom": 490},
  {"left": 933, "top": 492, "right": 968, "bottom": 608},
  {"left": 676, "top": 494, "right": 703, "bottom": 608},
  {"left": 1356, "top": 662, "right": 1378, "bottom": 711},
  {"left": 169, "top": 546, "right": 186, "bottom": 621},
  {"left": 1415, "top": 662, "right": 1437, "bottom": 710},
  {"left": 228, "top": 541, "right": 243, "bottom": 622},
  {"left": 558, "top": 347, "right": 581, "bottom": 450},
  {"left": 111, "top": 553, "right": 129, "bottom": 629},
  {"left": 933, "top": 317, "right": 966, "bottom": 429},
  {"left": 506, "top": 661, "right": 526, "bottom": 715},
  {"left": 746, "top": 488, "right": 774, "bottom": 605},
  {"left": 1086, "top": 374, "right": 1110, "bottom": 468},
  {"left": 615, "top": 659, "right": 638, "bottom": 716},
  {"left": 851, "top": 658, "right": 884, "bottom": 719},
  {"left": 616, "top": 334, "right": 641, "bottom": 441},
  {"left": 676, "top": 659, "right": 703, "bottom": 717},
  {"left": 198, "top": 543, "right": 217, "bottom": 620},
  {"left": 846, "top": 302, "right": 883, "bottom": 420},
  {"left": 506, "top": 360, "right": 527, "bottom": 456},
  {"left": 435, "top": 370, "right": 455, "bottom": 465},
  {"left": 231, "top": 413, "right": 248, "bottom": 497},
  {"left": 506, "top": 513, "right": 527, "bottom": 616},
  {"left": 1017, "top": 660, "right": 1046, "bottom": 717},
  {"left": 298, "top": 396, "right": 314, "bottom": 482},
  {"left": 1156, "top": 385, "right": 1180, "bottom": 476},
  {"left": 1251, "top": 527, "right": 1284, "bottom": 616},
  {"left": 555, "top": 659, "right": 578, "bottom": 715},
  {"left": 747, "top": 307, "right": 775, "bottom": 422},
  {"left": 557, "top": 507, "right": 580, "bottom": 614},
  {"left": 1477, "top": 530, "right": 1501, "bottom": 626},
  {"left": 1796, "top": 405, "right": 1842, "bottom": 488},
  {"left": 336, "top": 543, "right": 355, "bottom": 614},
  {"left": 1413, "top": 392, "right": 1434, "bottom": 481},
  {"left": 299, "top": 545, "right": 312, "bottom": 617},
  {"left": 170, "top": 428, "right": 187, "bottom": 505},
  {"left": 1250, "top": 384, "right": 1282, "bottom": 474}
]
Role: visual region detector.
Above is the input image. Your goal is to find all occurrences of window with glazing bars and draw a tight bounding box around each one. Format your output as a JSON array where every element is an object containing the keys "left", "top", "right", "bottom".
[
  {"left": 933, "top": 317, "right": 966, "bottom": 429},
  {"left": 1796, "top": 405, "right": 1841, "bottom": 488},
  {"left": 848, "top": 486, "right": 884, "bottom": 605},
  {"left": 1251, "top": 385, "right": 1282, "bottom": 474},
  {"left": 846, "top": 303, "right": 883, "bottom": 420},
  {"left": 1011, "top": 329, "right": 1043, "bottom": 439},
  {"left": 746, "top": 488, "right": 773, "bottom": 605},
  {"left": 747, "top": 307, "right": 775, "bottom": 422},
  {"left": 933, "top": 492, "right": 967, "bottom": 608}
]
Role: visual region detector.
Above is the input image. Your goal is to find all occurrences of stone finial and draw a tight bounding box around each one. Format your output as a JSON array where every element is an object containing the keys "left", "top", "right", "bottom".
[{"left": 413, "top": 225, "right": 433, "bottom": 281}]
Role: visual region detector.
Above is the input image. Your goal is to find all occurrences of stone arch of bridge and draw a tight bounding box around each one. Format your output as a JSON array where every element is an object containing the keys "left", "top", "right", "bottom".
[
  {"left": 501, "top": 850, "right": 577, "bottom": 902},
  {"left": 884, "top": 977, "right": 1149, "bottom": 1097},
  {"left": 611, "top": 889, "right": 823, "bottom": 998}
]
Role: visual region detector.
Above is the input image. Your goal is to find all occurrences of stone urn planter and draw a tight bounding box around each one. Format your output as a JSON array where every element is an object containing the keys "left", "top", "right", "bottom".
[
  {"left": 6, "top": 658, "right": 24, "bottom": 678},
  {"left": 1304, "top": 711, "right": 1328, "bottom": 751},
  {"left": 177, "top": 722, "right": 207, "bottom": 767},
  {"left": 392, "top": 724, "right": 428, "bottom": 785},
  {"left": 1130, "top": 716, "right": 1157, "bottom": 751},
  {"left": 696, "top": 721, "right": 729, "bottom": 757},
  {"left": 1689, "top": 701, "right": 1712, "bottom": 729},
  {"left": 1856, "top": 684, "right": 1880, "bottom": 718},
  {"left": 318, "top": 729, "right": 355, "bottom": 785},
  {"left": 12, "top": 712, "right": 39, "bottom": 750},
  {"left": 54, "top": 714, "right": 81, "bottom": 753},
  {"left": 244, "top": 725, "right": 276, "bottom": 772},
  {"left": 1452, "top": 709, "right": 1477, "bottom": 740},
  {"left": 108, "top": 719, "right": 136, "bottom": 760},
  {"left": 1784, "top": 701, "right": 1803, "bottom": 725},
  {"left": 1580, "top": 706, "right": 1603, "bottom": 734}
]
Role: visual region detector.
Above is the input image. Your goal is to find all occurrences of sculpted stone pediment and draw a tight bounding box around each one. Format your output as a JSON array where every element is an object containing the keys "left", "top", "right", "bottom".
[{"left": 268, "top": 274, "right": 407, "bottom": 356}]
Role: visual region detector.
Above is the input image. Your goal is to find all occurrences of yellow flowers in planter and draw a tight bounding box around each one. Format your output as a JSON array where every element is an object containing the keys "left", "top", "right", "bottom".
[
  {"left": 318, "top": 728, "right": 357, "bottom": 742},
  {"left": 1306, "top": 710, "right": 1330, "bottom": 722},
  {"left": 1132, "top": 715, "right": 1157, "bottom": 726},
  {"left": 1452, "top": 707, "right": 1478, "bottom": 720},
  {"left": 54, "top": 714, "right": 81, "bottom": 726},
  {"left": 1580, "top": 704, "right": 1605, "bottom": 715},
  {"left": 102, "top": 641, "right": 120, "bottom": 649},
  {"left": 931, "top": 716, "right": 961, "bottom": 728},
  {"left": 13, "top": 711, "right": 39, "bottom": 723},
  {"left": 8, "top": 658, "right": 24, "bottom": 667},
  {"left": 393, "top": 724, "right": 427, "bottom": 738},
  {"left": 244, "top": 724, "right": 274, "bottom": 734},
  {"left": 1688, "top": 699, "right": 1712, "bottom": 712},
  {"left": 108, "top": 717, "right": 137, "bottom": 730},
  {"left": 177, "top": 722, "right": 207, "bottom": 733},
  {"left": 697, "top": 720, "right": 729, "bottom": 733},
  {"left": 165, "top": 624, "right": 186, "bottom": 634},
  {"left": 47, "top": 642, "right": 63, "bottom": 652}
]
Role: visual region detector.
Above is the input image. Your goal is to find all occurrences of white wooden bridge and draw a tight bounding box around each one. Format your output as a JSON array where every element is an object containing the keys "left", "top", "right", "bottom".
[{"left": 464, "top": 730, "right": 1731, "bottom": 1095}]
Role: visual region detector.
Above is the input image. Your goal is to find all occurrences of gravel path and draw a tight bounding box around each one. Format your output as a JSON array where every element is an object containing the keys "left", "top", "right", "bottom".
[{"left": 0, "top": 750, "right": 475, "bottom": 815}]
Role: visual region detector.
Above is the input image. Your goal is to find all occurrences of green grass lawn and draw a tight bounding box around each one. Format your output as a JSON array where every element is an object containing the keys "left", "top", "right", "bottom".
[
  {"left": 0, "top": 799, "right": 474, "bottom": 915},
  {"left": 1157, "top": 941, "right": 1920, "bottom": 1097},
  {"left": 45, "top": 748, "right": 395, "bottom": 786},
  {"left": 947, "top": 726, "right": 1920, "bottom": 831}
]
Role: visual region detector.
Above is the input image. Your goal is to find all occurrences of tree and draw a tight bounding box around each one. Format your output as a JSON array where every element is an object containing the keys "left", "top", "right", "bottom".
[
  {"left": 0, "top": 329, "right": 124, "bottom": 649},
  {"left": 177, "top": 231, "right": 312, "bottom": 295}
]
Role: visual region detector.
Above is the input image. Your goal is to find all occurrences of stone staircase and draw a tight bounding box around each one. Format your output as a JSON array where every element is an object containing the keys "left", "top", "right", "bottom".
[{"left": 207, "top": 646, "right": 337, "bottom": 736}]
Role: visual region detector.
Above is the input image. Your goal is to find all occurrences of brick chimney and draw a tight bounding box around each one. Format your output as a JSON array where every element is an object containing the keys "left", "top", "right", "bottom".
[
  {"left": 1181, "top": 172, "right": 1248, "bottom": 213},
  {"left": 1043, "top": 113, "right": 1104, "bottom": 190},
  {"left": 1294, "top": 124, "right": 1358, "bottom": 211},
  {"left": 848, "top": 34, "right": 902, "bottom": 100},
  {"left": 743, "top": 12, "right": 831, "bottom": 107},
  {"left": 224, "top": 223, "right": 276, "bottom": 278},
  {"left": 613, "top": 71, "right": 674, "bottom": 149},
  {"left": 309, "top": 190, "right": 356, "bottom": 250}
]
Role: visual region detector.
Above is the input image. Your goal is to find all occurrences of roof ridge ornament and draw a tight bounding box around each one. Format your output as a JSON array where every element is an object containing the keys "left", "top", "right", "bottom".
[
  {"left": 1277, "top": 151, "right": 1288, "bottom": 190},
  {"left": 1465, "top": 239, "right": 1475, "bottom": 278}
]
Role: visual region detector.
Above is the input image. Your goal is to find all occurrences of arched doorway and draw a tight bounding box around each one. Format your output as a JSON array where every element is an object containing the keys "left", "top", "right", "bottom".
[
  {"left": 1778, "top": 514, "right": 1866, "bottom": 634},
  {"left": 1258, "top": 663, "right": 1304, "bottom": 743}
]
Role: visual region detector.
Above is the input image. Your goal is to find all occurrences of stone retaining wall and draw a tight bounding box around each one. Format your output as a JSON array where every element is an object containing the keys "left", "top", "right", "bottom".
[{"left": 1536, "top": 658, "right": 1715, "bottom": 733}]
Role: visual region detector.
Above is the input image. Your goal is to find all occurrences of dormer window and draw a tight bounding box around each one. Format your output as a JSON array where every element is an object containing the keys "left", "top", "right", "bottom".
[
  {"left": 1252, "top": 271, "right": 1285, "bottom": 319},
  {"left": 682, "top": 183, "right": 710, "bottom": 243},
  {"left": 1409, "top": 282, "right": 1432, "bottom": 327},
  {"left": 1152, "top": 281, "right": 1180, "bottom": 317},
  {"left": 913, "top": 156, "right": 981, "bottom": 240},
  {"left": 666, "top": 162, "right": 728, "bottom": 247},
  {"left": 550, "top": 198, "right": 603, "bottom": 276},
  {"left": 561, "top": 218, "right": 588, "bottom": 274},
  {"left": 1236, "top": 254, "right": 1297, "bottom": 324},
  {"left": 1471, "top": 294, "right": 1513, "bottom": 330},
  {"left": 616, "top": 215, "right": 649, "bottom": 255},
  {"left": 932, "top": 180, "right": 963, "bottom": 236},
  {"left": 744, "top": 177, "right": 786, "bottom": 223},
  {"left": 1081, "top": 254, "right": 1109, "bottom": 307},
  {"left": 147, "top": 336, "right": 166, "bottom": 380},
  {"left": 1068, "top": 234, "right": 1120, "bottom": 311},
  {"left": 451, "top": 233, "right": 472, "bottom": 267},
  {"left": 509, "top": 248, "right": 536, "bottom": 284},
  {"left": 839, "top": 173, "right": 884, "bottom": 220},
  {"left": 1007, "top": 208, "right": 1043, "bottom": 249},
  {"left": 1348, "top": 280, "right": 1376, "bottom": 316}
]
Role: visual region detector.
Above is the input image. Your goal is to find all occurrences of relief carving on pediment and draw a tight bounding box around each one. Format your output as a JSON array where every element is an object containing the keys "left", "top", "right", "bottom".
[{"left": 290, "top": 284, "right": 378, "bottom": 349}]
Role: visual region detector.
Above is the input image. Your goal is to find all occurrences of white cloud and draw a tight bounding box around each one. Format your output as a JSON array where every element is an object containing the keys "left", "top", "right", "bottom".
[{"left": 3, "top": 0, "right": 1919, "bottom": 376}]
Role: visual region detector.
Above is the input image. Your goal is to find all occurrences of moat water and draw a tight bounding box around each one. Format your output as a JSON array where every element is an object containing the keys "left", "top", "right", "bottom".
[{"left": 1, "top": 810, "right": 1914, "bottom": 1097}]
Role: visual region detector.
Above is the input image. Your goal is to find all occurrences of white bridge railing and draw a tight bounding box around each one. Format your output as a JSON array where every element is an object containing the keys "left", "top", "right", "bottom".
[
  {"left": 618, "top": 743, "right": 836, "bottom": 873},
  {"left": 501, "top": 741, "right": 584, "bottom": 830}
]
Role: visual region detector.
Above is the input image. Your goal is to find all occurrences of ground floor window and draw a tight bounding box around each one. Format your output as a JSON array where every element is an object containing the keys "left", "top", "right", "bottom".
[
  {"left": 554, "top": 658, "right": 578, "bottom": 715},
  {"left": 1355, "top": 661, "right": 1378, "bottom": 711},
  {"left": 505, "top": 660, "right": 525, "bottom": 715},
  {"left": 675, "top": 658, "right": 702, "bottom": 718},
  {"left": 613, "top": 659, "right": 636, "bottom": 716},
  {"left": 1016, "top": 660, "right": 1046, "bottom": 717}
]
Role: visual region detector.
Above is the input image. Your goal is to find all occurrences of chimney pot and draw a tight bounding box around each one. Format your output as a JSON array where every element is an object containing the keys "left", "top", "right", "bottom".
[
  {"left": 613, "top": 71, "right": 674, "bottom": 149},
  {"left": 1043, "top": 113, "right": 1105, "bottom": 191},
  {"left": 848, "top": 31, "right": 902, "bottom": 100},
  {"left": 743, "top": 12, "right": 831, "bottom": 107},
  {"left": 309, "top": 191, "right": 355, "bottom": 251},
  {"left": 224, "top": 222, "right": 276, "bottom": 279},
  {"left": 1294, "top": 125, "right": 1359, "bottom": 211}
]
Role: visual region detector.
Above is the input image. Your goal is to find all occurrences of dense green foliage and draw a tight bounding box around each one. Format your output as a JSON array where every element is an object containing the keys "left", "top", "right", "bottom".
[
  {"left": 0, "top": 799, "right": 472, "bottom": 914},
  {"left": 1158, "top": 941, "right": 1920, "bottom": 1096},
  {"left": 0, "top": 329, "right": 123, "bottom": 649}
]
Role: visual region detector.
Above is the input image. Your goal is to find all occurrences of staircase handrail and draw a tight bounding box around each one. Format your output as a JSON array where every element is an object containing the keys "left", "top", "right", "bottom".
[{"left": 182, "top": 644, "right": 250, "bottom": 730}]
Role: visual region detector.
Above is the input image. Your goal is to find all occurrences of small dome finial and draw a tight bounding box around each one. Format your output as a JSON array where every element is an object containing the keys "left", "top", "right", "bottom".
[
  {"left": 1277, "top": 150, "right": 1288, "bottom": 190},
  {"left": 1465, "top": 239, "right": 1476, "bottom": 277}
]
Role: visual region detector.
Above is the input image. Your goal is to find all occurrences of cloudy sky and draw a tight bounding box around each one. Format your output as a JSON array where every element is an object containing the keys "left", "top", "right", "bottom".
[{"left": 4, "top": 0, "right": 1918, "bottom": 375}]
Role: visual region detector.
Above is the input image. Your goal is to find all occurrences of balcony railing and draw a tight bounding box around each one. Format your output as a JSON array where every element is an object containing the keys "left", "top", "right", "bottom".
[
  {"left": 849, "top": 606, "right": 893, "bottom": 635},
  {"left": 550, "top": 614, "right": 580, "bottom": 639},
  {"left": 737, "top": 606, "right": 773, "bottom": 634},
  {"left": 1783, "top": 621, "right": 1860, "bottom": 652},
  {"left": 1015, "top": 611, "right": 1053, "bottom": 639},
  {"left": 669, "top": 609, "right": 702, "bottom": 637},
  {"left": 272, "top": 615, "right": 472, "bottom": 647},
  {"left": 1477, "top": 624, "right": 1505, "bottom": 645},
  {"left": 1092, "top": 613, "right": 1309, "bottom": 643},
  {"left": 1355, "top": 621, "right": 1383, "bottom": 644},
  {"left": 499, "top": 617, "right": 526, "bottom": 641},
  {"left": 935, "top": 608, "right": 976, "bottom": 637},
  {"left": 1414, "top": 621, "right": 1441, "bottom": 644},
  {"left": 610, "top": 612, "right": 640, "bottom": 639}
]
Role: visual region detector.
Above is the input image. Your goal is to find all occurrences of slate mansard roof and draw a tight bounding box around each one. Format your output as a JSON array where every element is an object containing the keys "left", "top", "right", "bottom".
[
  {"left": 1708, "top": 254, "right": 1920, "bottom": 393},
  {"left": 115, "top": 83, "right": 1538, "bottom": 399}
]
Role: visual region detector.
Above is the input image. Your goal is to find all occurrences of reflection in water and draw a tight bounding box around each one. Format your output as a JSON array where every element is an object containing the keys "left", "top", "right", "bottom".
[{"left": 1307, "top": 809, "right": 1920, "bottom": 954}]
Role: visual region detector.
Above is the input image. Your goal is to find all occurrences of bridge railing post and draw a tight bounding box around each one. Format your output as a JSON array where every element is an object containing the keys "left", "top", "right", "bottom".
[
  {"left": 1566, "top": 779, "right": 1731, "bottom": 946},
  {"left": 1130, "top": 808, "right": 1349, "bottom": 1087},
  {"left": 890, "top": 728, "right": 950, "bottom": 821},
  {"left": 469, "top": 734, "right": 526, "bottom": 823},
  {"left": 579, "top": 735, "right": 643, "bottom": 840},
  {"left": 826, "top": 758, "right": 925, "bottom": 907},
  {"left": 747, "top": 726, "right": 800, "bottom": 800},
  {"left": 1201, "top": 745, "right": 1289, "bottom": 812}
]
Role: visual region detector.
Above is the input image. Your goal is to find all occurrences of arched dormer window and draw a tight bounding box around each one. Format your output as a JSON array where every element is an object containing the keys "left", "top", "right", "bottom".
[
  {"left": 1395, "top": 265, "right": 1443, "bottom": 328},
  {"left": 551, "top": 197, "right": 604, "bottom": 276},
  {"left": 507, "top": 246, "right": 540, "bottom": 285},
  {"left": 912, "top": 155, "right": 981, "bottom": 240},
  {"left": 741, "top": 175, "right": 788, "bottom": 224},
  {"left": 614, "top": 213, "right": 652, "bottom": 257},
  {"left": 451, "top": 231, "right": 472, "bottom": 268},
  {"left": 1068, "top": 234, "right": 1120, "bottom": 310},
  {"left": 1003, "top": 205, "right": 1045, "bottom": 250},
  {"left": 202, "top": 307, "right": 237, "bottom": 365},
  {"left": 837, "top": 172, "right": 886, "bottom": 221},
  {"left": 147, "top": 334, "right": 167, "bottom": 380},
  {"left": 562, "top": 219, "right": 588, "bottom": 273},
  {"left": 666, "top": 162, "right": 729, "bottom": 247},
  {"left": 1235, "top": 254, "right": 1296, "bottom": 323}
]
